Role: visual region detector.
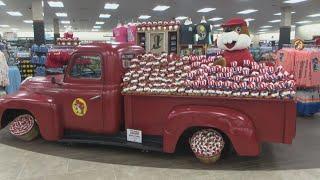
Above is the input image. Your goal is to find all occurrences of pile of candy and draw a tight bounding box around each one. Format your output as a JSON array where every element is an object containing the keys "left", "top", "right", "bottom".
[
  {"left": 186, "top": 57, "right": 296, "bottom": 98},
  {"left": 137, "top": 20, "right": 180, "bottom": 31},
  {"left": 122, "top": 54, "right": 296, "bottom": 99},
  {"left": 122, "top": 53, "right": 189, "bottom": 94}
]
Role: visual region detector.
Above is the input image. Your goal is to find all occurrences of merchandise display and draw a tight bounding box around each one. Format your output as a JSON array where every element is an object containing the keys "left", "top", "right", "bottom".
[
  {"left": 122, "top": 53, "right": 296, "bottom": 99},
  {"left": 56, "top": 31, "right": 80, "bottom": 46},
  {"left": 30, "top": 44, "right": 48, "bottom": 76}
]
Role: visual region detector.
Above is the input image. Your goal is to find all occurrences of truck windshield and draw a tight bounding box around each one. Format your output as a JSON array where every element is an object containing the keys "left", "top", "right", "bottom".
[{"left": 70, "top": 55, "right": 102, "bottom": 79}]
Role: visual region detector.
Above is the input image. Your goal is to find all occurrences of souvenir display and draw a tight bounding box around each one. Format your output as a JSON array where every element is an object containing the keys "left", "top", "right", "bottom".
[{"left": 122, "top": 54, "right": 296, "bottom": 99}]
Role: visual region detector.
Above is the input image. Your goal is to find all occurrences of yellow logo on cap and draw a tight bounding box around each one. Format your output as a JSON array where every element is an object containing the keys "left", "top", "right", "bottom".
[{"left": 72, "top": 98, "right": 87, "bottom": 117}]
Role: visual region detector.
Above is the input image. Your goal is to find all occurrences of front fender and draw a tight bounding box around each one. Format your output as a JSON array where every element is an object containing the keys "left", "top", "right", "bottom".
[
  {"left": 0, "top": 91, "right": 63, "bottom": 141},
  {"left": 163, "top": 105, "right": 260, "bottom": 156}
]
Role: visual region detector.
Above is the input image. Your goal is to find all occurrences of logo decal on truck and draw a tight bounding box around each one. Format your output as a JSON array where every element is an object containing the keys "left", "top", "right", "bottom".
[{"left": 72, "top": 98, "right": 88, "bottom": 117}]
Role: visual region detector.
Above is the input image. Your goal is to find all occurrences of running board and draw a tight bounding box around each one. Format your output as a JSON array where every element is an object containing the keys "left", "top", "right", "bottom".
[{"left": 58, "top": 131, "right": 163, "bottom": 152}]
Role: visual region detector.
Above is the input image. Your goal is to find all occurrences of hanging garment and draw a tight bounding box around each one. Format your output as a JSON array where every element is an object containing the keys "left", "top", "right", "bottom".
[
  {"left": 0, "top": 51, "right": 9, "bottom": 87},
  {"left": 179, "top": 24, "right": 196, "bottom": 44},
  {"left": 196, "top": 23, "right": 210, "bottom": 45},
  {"left": 113, "top": 26, "right": 128, "bottom": 43},
  {"left": 127, "top": 24, "right": 137, "bottom": 44}
]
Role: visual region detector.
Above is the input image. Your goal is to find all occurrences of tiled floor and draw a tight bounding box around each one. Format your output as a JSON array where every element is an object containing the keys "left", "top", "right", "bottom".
[{"left": 0, "top": 115, "right": 319, "bottom": 180}]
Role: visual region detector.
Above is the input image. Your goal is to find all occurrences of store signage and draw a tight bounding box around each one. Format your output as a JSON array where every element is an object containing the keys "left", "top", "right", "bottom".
[{"left": 293, "top": 39, "right": 304, "bottom": 50}]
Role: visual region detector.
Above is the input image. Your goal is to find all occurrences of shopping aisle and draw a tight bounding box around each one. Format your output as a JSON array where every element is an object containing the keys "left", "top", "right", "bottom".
[{"left": 0, "top": 115, "right": 319, "bottom": 180}]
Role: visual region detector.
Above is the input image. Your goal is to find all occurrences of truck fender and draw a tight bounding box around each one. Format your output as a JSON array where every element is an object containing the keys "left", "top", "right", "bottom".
[
  {"left": 0, "top": 92, "right": 63, "bottom": 141},
  {"left": 163, "top": 105, "right": 260, "bottom": 156}
]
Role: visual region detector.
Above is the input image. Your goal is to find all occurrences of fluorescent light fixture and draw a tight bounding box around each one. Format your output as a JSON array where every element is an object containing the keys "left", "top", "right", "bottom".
[
  {"left": 213, "top": 24, "right": 221, "bottom": 27},
  {"left": 64, "top": 25, "right": 72, "bottom": 28},
  {"left": 92, "top": 29, "right": 99, "bottom": 32},
  {"left": 197, "top": 8, "right": 216, "bottom": 13},
  {"left": 260, "top": 25, "right": 272, "bottom": 28},
  {"left": 0, "top": 25, "right": 10, "bottom": 28},
  {"left": 61, "top": 21, "right": 70, "bottom": 24},
  {"left": 48, "top": 1, "right": 64, "bottom": 7},
  {"left": 307, "top": 13, "right": 320, "bottom": 17},
  {"left": 274, "top": 12, "right": 296, "bottom": 15},
  {"left": 217, "top": 28, "right": 223, "bottom": 31},
  {"left": 138, "top": 15, "right": 151, "bottom": 20},
  {"left": 11, "top": 28, "right": 19, "bottom": 31},
  {"left": 93, "top": 26, "right": 101, "bottom": 29},
  {"left": 104, "top": 3, "right": 119, "bottom": 10},
  {"left": 0, "top": 1, "right": 6, "bottom": 6},
  {"left": 296, "top": 20, "right": 312, "bottom": 24},
  {"left": 96, "top": 21, "right": 105, "bottom": 25},
  {"left": 237, "top": 9, "right": 258, "bottom": 14},
  {"left": 7, "top": 11, "right": 23, "bottom": 16},
  {"left": 175, "top": 16, "right": 188, "bottom": 20},
  {"left": 245, "top": 18, "right": 255, "bottom": 22},
  {"left": 56, "top": 12, "right": 67, "bottom": 17},
  {"left": 269, "top": 19, "right": 281, "bottom": 23},
  {"left": 259, "top": 29, "right": 268, "bottom": 32},
  {"left": 99, "top": 14, "right": 111, "bottom": 18},
  {"left": 23, "top": 20, "right": 33, "bottom": 24},
  {"left": 153, "top": 5, "right": 170, "bottom": 11},
  {"left": 284, "top": 0, "right": 308, "bottom": 4},
  {"left": 208, "top": 17, "right": 223, "bottom": 22}
]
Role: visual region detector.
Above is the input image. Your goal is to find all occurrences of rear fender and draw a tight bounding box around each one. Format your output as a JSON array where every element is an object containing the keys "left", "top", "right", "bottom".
[
  {"left": 0, "top": 92, "right": 63, "bottom": 141},
  {"left": 163, "top": 105, "right": 260, "bottom": 156}
]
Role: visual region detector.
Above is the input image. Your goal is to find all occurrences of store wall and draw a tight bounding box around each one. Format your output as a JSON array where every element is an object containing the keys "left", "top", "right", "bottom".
[{"left": 296, "top": 23, "right": 320, "bottom": 40}]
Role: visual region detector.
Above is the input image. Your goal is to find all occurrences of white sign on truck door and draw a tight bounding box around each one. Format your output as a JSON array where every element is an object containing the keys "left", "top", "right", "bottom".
[{"left": 127, "top": 129, "right": 142, "bottom": 143}]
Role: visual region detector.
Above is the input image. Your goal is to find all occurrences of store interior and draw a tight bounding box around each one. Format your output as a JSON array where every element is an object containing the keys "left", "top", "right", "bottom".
[{"left": 0, "top": 0, "right": 320, "bottom": 179}]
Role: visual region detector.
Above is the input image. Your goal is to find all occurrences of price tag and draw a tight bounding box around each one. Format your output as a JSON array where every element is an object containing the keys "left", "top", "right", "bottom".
[{"left": 127, "top": 129, "right": 142, "bottom": 143}]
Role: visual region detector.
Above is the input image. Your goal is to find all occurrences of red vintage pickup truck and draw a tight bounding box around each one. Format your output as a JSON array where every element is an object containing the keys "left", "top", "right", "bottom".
[{"left": 0, "top": 43, "right": 296, "bottom": 163}]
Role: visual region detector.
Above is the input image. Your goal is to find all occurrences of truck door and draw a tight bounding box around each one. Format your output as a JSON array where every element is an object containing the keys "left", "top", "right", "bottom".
[{"left": 62, "top": 52, "right": 104, "bottom": 133}]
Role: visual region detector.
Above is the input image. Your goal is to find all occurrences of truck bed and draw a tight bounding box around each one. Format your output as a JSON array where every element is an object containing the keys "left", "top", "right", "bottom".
[{"left": 124, "top": 94, "right": 296, "bottom": 144}]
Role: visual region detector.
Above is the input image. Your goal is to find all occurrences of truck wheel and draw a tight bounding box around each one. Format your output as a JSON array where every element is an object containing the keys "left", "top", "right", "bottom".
[
  {"left": 8, "top": 114, "right": 39, "bottom": 141},
  {"left": 189, "top": 129, "right": 225, "bottom": 164}
]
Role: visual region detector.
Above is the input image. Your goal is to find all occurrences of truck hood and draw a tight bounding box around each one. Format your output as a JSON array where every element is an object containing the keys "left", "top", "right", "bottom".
[{"left": 20, "top": 75, "right": 64, "bottom": 91}]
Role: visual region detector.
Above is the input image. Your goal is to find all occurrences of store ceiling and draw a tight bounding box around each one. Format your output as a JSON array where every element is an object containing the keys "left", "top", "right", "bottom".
[{"left": 0, "top": 0, "right": 320, "bottom": 34}]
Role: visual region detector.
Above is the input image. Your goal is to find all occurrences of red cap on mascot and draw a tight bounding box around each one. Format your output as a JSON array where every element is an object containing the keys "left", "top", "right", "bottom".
[{"left": 221, "top": 18, "right": 247, "bottom": 27}]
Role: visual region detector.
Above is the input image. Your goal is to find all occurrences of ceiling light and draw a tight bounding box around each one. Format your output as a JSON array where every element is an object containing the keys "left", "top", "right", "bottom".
[
  {"left": 245, "top": 18, "right": 255, "bottom": 22},
  {"left": 99, "top": 14, "right": 111, "bottom": 18},
  {"left": 23, "top": 20, "right": 33, "bottom": 24},
  {"left": 213, "top": 24, "right": 221, "bottom": 27},
  {"left": 61, "top": 21, "right": 70, "bottom": 24},
  {"left": 237, "top": 9, "right": 258, "bottom": 14},
  {"left": 274, "top": 12, "right": 296, "bottom": 15},
  {"left": 96, "top": 21, "right": 105, "bottom": 25},
  {"left": 138, "top": 15, "right": 151, "bottom": 20},
  {"left": 92, "top": 29, "right": 100, "bottom": 32},
  {"left": 269, "top": 19, "right": 281, "bottom": 23},
  {"left": 104, "top": 3, "right": 119, "bottom": 10},
  {"left": 7, "top": 11, "right": 23, "bottom": 16},
  {"left": 259, "top": 29, "right": 268, "bottom": 32},
  {"left": 93, "top": 26, "right": 101, "bottom": 29},
  {"left": 64, "top": 25, "right": 72, "bottom": 28},
  {"left": 307, "top": 13, "right": 320, "bottom": 17},
  {"left": 175, "top": 16, "right": 188, "bottom": 20},
  {"left": 153, "top": 5, "right": 170, "bottom": 11},
  {"left": 55, "top": 12, "right": 67, "bottom": 17},
  {"left": 0, "top": 1, "right": 6, "bottom": 6},
  {"left": 197, "top": 8, "right": 216, "bottom": 13},
  {"left": 48, "top": 1, "right": 64, "bottom": 7},
  {"left": 260, "top": 25, "right": 272, "bottom": 28},
  {"left": 296, "top": 20, "right": 312, "bottom": 24},
  {"left": 0, "top": 25, "right": 10, "bottom": 28},
  {"left": 284, "top": 0, "right": 308, "bottom": 4},
  {"left": 208, "top": 17, "right": 223, "bottom": 22},
  {"left": 11, "top": 28, "right": 19, "bottom": 31}
]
